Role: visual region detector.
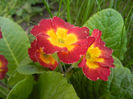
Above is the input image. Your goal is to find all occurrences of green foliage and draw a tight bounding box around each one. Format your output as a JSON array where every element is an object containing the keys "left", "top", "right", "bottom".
[
  {"left": 69, "top": 0, "right": 95, "bottom": 26},
  {"left": 0, "top": 17, "right": 30, "bottom": 74},
  {"left": 69, "top": 57, "right": 133, "bottom": 99},
  {"left": 19, "top": 56, "right": 32, "bottom": 67},
  {"left": 8, "top": 72, "right": 25, "bottom": 87},
  {"left": 84, "top": 8, "right": 127, "bottom": 60},
  {"left": 7, "top": 76, "right": 34, "bottom": 99},
  {"left": 29, "top": 71, "right": 79, "bottom": 99},
  {"left": 62, "top": 0, "right": 132, "bottom": 68},
  {"left": 123, "top": 6, "right": 133, "bottom": 68},
  {"left": 17, "top": 65, "right": 45, "bottom": 75},
  {"left": 0, "top": 0, "right": 43, "bottom": 23},
  {"left": 42, "top": 0, "right": 53, "bottom": 18},
  {"left": 0, "top": 0, "right": 132, "bottom": 99}
]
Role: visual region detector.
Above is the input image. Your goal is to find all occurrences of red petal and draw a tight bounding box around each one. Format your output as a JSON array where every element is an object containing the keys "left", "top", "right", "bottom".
[
  {"left": 82, "top": 65, "right": 110, "bottom": 81},
  {"left": 31, "top": 19, "right": 53, "bottom": 36},
  {"left": 78, "top": 56, "right": 86, "bottom": 68},
  {"left": 68, "top": 27, "right": 90, "bottom": 39},
  {"left": 52, "top": 16, "right": 74, "bottom": 30},
  {"left": 98, "top": 56, "right": 114, "bottom": 68},
  {"left": 82, "top": 65, "right": 99, "bottom": 81},
  {"left": 0, "top": 55, "right": 8, "bottom": 80},
  {"left": 28, "top": 40, "right": 38, "bottom": 62},
  {"left": 0, "top": 29, "right": 2, "bottom": 39},
  {"left": 97, "top": 67, "right": 111, "bottom": 81}
]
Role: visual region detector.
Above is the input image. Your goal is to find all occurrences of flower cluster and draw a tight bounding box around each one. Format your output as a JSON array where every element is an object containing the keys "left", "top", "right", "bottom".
[
  {"left": 0, "top": 30, "right": 8, "bottom": 80},
  {"left": 28, "top": 16, "right": 114, "bottom": 81}
]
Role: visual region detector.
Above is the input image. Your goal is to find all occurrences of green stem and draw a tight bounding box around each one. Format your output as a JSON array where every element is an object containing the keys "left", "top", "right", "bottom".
[
  {"left": 58, "top": 60, "right": 64, "bottom": 73},
  {"left": 57, "top": 0, "right": 63, "bottom": 16},
  {"left": 64, "top": 65, "right": 73, "bottom": 77},
  {"left": 96, "top": 0, "right": 101, "bottom": 11},
  {"left": 109, "top": 0, "right": 114, "bottom": 8},
  {"left": 43, "top": 0, "right": 53, "bottom": 18},
  {"left": 75, "top": 0, "right": 85, "bottom": 25},
  {"left": 124, "top": 5, "right": 133, "bottom": 26},
  {"left": 66, "top": 65, "right": 73, "bottom": 73},
  {"left": 66, "top": 0, "right": 71, "bottom": 23}
]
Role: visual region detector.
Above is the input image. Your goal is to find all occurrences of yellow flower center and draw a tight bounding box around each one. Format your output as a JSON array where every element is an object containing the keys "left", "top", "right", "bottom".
[
  {"left": 58, "top": 38, "right": 65, "bottom": 43},
  {"left": 39, "top": 48, "right": 55, "bottom": 65},
  {"left": 47, "top": 28, "right": 78, "bottom": 51},
  {"left": 86, "top": 45, "right": 104, "bottom": 69}
]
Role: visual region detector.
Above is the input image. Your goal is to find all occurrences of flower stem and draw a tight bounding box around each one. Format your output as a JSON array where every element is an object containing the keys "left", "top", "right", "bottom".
[
  {"left": 66, "top": 0, "right": 71, "bottom": 23},
  {"left": 58, "top": 60, "right": 64, "bottom": 73},
  {"left": 57, "top": 0, "right": 63, "bottom": 16},
  {"left": 64, "top": 65, "right": 73, "bottom": 77},
  {"left": 43, "top": 0, "right": 53, "bottom": 18},
  {"left": 66, "top": 65, "right": 73, "bottom": 73}
]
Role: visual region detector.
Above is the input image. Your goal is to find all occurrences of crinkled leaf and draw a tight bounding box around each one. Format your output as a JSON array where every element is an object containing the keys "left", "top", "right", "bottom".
[
  {"left": 84, "top": 8, "right": 127, "bottom": 60},
  {"left": 7, "top": 76, "right": 34, "bottom": 99},
  {"left": 0, "top": 17, "right": 30, "bottom": 74},
  {"left": 29, "top": 71, "right": 79, "bottom": 99},
  {"left": 69, "top": 57, "right": 133, "bottom": 99}
]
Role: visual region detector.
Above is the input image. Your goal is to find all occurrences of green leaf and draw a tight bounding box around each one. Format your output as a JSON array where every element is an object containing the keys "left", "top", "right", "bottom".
[
  {"left": 8, "top": 72, "right": 25, "bottom": 87},
  {"left": 84, "top": 8, "right": 127, "bottom": 60},
  {"left": 69, "top": 57, "right": 133, "bottom": 99},
  {"left": 0, "top": 17, "right": 30, "bottom": 74},
  {"left": 29, "top": 71, "right": 79, "bottom": 99},
  {"left": 7, "top": 76, "right": 34, "bottom": 99},
  {"left": 19, "top": 56, "right": 32, "bottom": 67},
  {"left": 17, "top": 65, "right": 45, "bottom": 75}
]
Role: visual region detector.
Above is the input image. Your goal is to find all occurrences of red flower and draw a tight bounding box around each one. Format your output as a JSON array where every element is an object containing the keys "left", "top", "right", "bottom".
[
  {"left": 28, "top": 40, "right": 58, "bottom": 70},
  {"left": 31, "top": 16, "right": 94, "bottom": 64},
  {"left": 0, "top": 29, "right": 2, "bottom": 39},
  {"left": 78, "top": 29, "right": 114, "bottom": 81},
  {"left": 0, "top": 55, "right": 8, "bottom": 80}
]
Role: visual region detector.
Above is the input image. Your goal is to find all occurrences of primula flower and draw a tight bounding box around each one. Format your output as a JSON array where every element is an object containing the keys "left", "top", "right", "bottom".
[
  {"left": 0, "top": 29, "right": 2, "bottom": 39},
  {"left": 78, "top": 29, "right": 114, "bottom": 81},
  {"left": 31, "top": 16, "right": 94, "bottom": 64},
  {"left": 0, "top": 55, "right": 8, "bottom": 80},
  {"left": 28, "top": 40, "right": 58, "bottom": 70}
]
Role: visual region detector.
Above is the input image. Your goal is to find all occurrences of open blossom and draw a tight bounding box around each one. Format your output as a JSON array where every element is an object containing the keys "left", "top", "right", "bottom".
[
  {"left": 79, "top": 29, "right": 114, "bottom": 81},
  {"left": 0, "top": 55, "right": 8, "bottom": 80},
  {"left": 28, "top": 40, "right": 58, "bottom": 70},
  {"left": 31, "top": 16, "right": 94, "bottom": 64}
]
